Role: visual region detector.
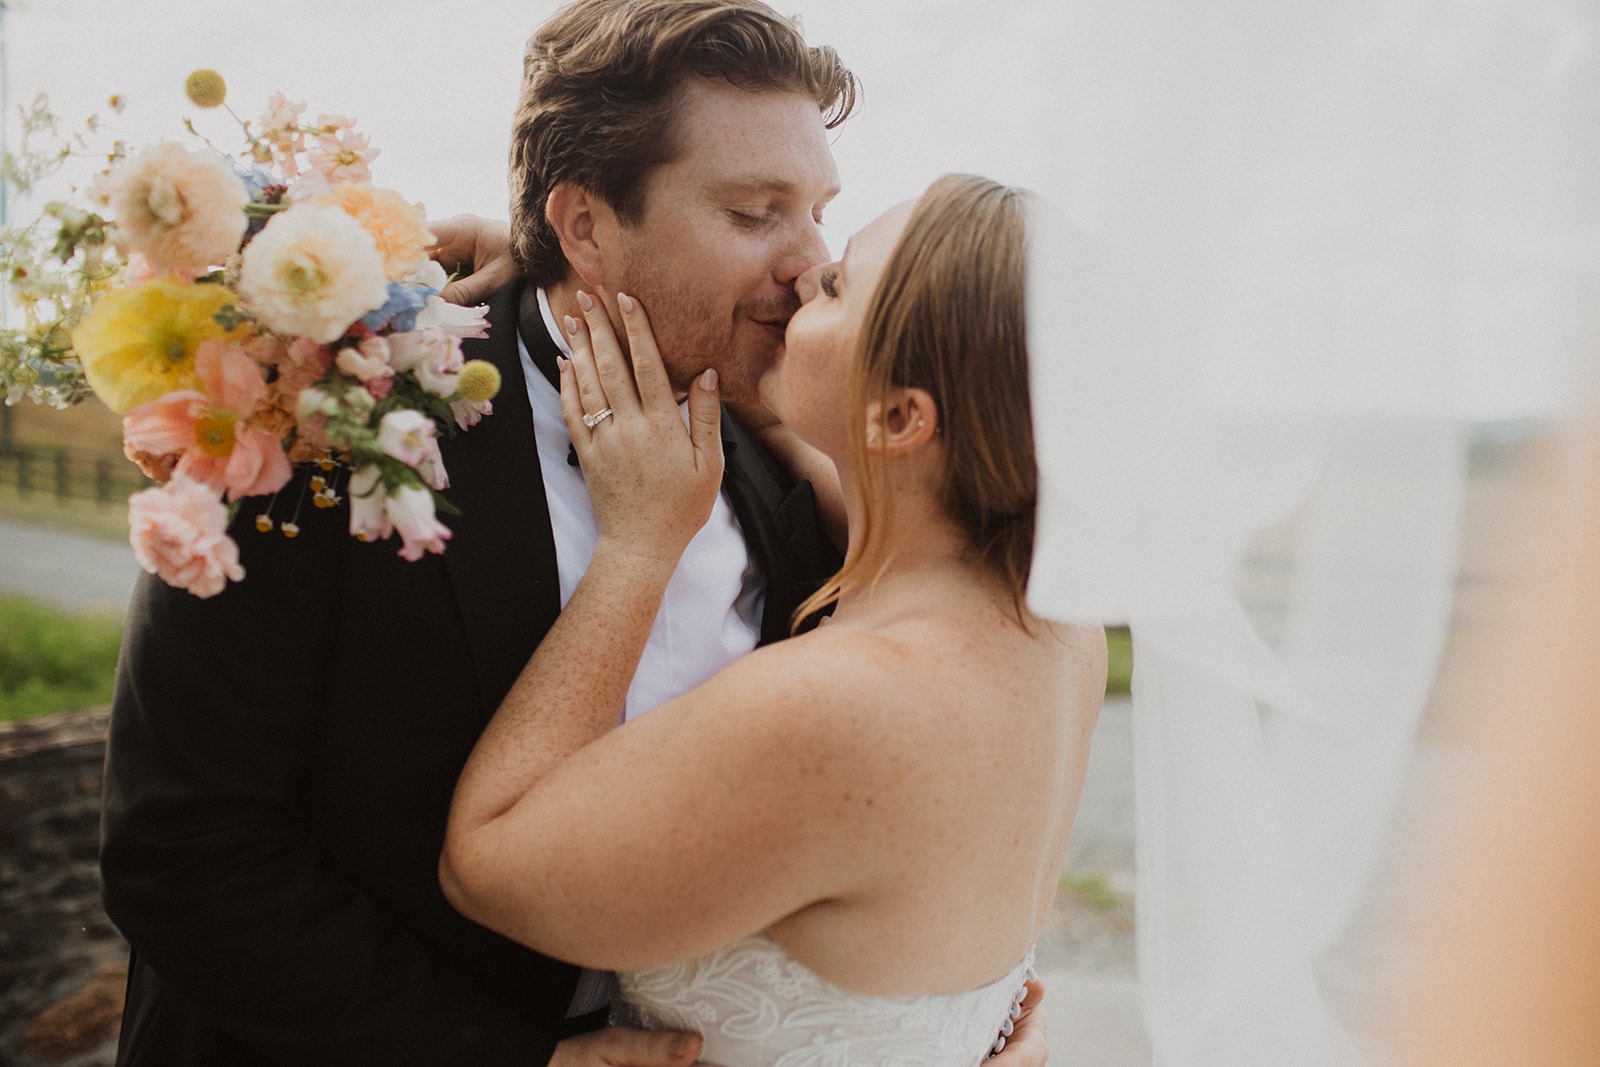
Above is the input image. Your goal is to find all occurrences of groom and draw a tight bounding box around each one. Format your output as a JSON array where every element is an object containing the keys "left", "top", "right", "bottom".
[{"left": 99, "top": 1, "right": 1046, "bottom": 1065}]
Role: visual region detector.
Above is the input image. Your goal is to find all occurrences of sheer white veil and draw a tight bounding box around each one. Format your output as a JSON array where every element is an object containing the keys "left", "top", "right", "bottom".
[{"left": 1023, "top": 1, "right": 1600, "bottom": 1062}]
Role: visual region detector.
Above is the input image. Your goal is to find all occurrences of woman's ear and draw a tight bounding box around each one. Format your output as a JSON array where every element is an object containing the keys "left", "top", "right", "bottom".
[
  {"left": 545, "top": 182, "right": 611, "bottom": 288},
  {"left": 865, "top": 387, "right": 939, "bottom": 455}
]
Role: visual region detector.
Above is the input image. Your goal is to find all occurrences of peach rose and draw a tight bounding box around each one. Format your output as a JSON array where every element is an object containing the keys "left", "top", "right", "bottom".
[
  {"left": 107, "top": 143, "right": 249, "bottom": 275},
  {"left": 237, "top": 202, "right": 390, "bottom": 343}
]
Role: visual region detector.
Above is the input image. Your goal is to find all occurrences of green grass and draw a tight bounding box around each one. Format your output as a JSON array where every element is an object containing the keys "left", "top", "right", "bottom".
[
  {"left": 0, "top": 596, "right": 123, "bottom": 723},
  {"left": 1106, "top": 625, "right": 1132, "bottom": 695},
  {"left": 1058, "top": 870, "right": 1129, "bottom": 912}
]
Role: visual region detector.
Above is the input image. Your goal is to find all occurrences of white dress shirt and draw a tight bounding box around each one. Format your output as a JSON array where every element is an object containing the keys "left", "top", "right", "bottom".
[{"left": 521, "top": 289, "right": 764, "bottom": 1016}]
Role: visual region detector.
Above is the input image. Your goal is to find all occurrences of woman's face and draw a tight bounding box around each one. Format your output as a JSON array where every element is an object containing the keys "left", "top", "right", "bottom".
[{"left": 759, "top": 199, "right": 916, "bottom": 456}]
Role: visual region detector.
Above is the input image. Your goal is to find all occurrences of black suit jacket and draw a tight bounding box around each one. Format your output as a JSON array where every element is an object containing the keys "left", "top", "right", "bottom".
[{"left": 99, "top": 281, "right": 840, "bottom": 1066}]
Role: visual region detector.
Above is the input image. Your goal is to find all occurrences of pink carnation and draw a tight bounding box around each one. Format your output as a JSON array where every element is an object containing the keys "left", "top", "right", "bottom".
[{"left": 127, "top": 475, "right": 245, "bottom": 598}]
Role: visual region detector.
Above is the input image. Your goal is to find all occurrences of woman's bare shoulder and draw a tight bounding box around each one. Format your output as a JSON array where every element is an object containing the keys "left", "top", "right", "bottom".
[{"left": 694, "top": 623, "right": 922, "bottom": 726}]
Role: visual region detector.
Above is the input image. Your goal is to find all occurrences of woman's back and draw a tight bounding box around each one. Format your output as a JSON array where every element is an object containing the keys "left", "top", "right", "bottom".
[
  {"left": 747, "top": 602, "right": 1106, "bottom": 995},
  {"left": 611, "top": 598, "right": 1104, "bottom": 1063}
]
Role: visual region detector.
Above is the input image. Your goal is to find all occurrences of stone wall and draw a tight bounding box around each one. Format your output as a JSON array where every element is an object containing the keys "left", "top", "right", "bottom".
[{"left": 0, "top": 709, "right": 126, "bottom": 1067}]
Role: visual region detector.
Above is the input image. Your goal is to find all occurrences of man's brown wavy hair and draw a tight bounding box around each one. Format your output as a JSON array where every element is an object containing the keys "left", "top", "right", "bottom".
[
  {"left": 509, "top": 0, "right": 858, "bottom": 288},
  {"left": 796, "top": 174, "right": 1039, "bottom": 630}
]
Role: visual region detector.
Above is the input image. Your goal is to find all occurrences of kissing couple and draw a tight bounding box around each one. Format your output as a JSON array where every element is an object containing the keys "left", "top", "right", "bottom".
[{"left": 99, "top": 1, "right": 1104, "bottom": 1064}]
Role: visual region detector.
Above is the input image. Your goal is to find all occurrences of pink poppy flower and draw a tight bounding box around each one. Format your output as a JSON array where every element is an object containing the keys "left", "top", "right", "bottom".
[
  {"left": 123, "top": 339, "right": 293, "bottom": 501},
  {"left": 127, "top": 475, "right": 245, "bottom": 598}
]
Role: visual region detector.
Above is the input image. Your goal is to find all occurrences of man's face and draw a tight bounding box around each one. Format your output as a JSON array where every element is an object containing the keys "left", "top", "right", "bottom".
[{"left": 602, "top": 78, "right": 840, "bottom": 406}]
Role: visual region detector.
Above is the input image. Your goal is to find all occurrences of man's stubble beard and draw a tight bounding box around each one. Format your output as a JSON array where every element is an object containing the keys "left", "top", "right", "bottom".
[{"left": 617, "top": 269, "right": 787, "bottom": 409}]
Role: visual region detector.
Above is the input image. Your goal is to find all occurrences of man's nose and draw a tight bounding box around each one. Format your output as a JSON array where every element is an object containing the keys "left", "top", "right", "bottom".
[{"left": 774, "top": 216, "right": 831, "bottom": 285}]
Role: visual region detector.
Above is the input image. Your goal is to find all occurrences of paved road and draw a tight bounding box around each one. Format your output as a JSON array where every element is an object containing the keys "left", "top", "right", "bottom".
[
  {"left": 0, "top": 517, "right": 1151, "bottom": 1062},
  {"left": 0, "top": 518, "right": 137, "bottom": 615}
]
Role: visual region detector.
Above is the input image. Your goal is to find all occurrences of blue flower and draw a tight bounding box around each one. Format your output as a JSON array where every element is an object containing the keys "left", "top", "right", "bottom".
[
  {"left": 361, "top": 282, "right": 431, "bottom": 333},
  {"left": 229, "top": 157, "right": 277, "bottom": 201}
]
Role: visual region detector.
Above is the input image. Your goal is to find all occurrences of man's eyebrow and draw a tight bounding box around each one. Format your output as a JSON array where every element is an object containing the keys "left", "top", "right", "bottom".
[{"left": 706, "top": 178, "right": 842, "bottom": 201}]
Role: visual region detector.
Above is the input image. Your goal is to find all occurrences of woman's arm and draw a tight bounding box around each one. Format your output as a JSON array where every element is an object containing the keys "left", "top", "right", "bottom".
[
  {"left": 441, "top": 288, "right": 726, "bottom": 911},
  {"left": 442, "top": 626, "right": 897, "bottom": 970}
]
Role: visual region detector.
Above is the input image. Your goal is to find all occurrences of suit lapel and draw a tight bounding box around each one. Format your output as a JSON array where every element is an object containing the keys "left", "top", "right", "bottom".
[
  {"left": 439, "top": 281, "right": 564, "bottom": 717},
  {"left": 719, "top": 414, "right": 841, "bottom": 644}
]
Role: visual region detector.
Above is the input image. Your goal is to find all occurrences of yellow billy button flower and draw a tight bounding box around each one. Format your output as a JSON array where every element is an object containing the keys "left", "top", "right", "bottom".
[
  {"left": 455, "top": 359, "right": 501, "bottom": 403},
  {"left": 185, "top": 70, "right": 227, "bottom": 109},
  {"left": 72, "top": 278, "right": 253, "bottom": 413}
]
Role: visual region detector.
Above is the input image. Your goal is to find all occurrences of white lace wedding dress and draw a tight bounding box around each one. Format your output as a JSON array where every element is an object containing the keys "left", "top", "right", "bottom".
[{"left": 612, "top": 934, "right": 1034, "bottom": 1066}]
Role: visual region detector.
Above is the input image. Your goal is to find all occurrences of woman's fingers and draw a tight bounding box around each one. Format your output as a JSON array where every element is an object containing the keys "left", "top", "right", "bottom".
[
  {"left": 616, "top": 292, "right": 673, "bottom": 411},
  {"left": 687, "top": 368, "right": 724, "bottom": 479},
  {"left": 560, "top": 313, "right": 612, "bottom": 425},
  {"left": 556, "top": 356, "right": 588, "bottom": 443},
  {"left": 576, "top": 291, "right": 640, "bottom": 415}
]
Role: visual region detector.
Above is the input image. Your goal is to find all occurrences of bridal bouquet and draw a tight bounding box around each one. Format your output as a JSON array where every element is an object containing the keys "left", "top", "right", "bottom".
[{"left": 0, "top": 71, "right": 499, "bottom": 597}]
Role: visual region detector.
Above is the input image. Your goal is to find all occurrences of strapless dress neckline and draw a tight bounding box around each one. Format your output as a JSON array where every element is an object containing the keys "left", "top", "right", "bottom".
[{"left": 614, "top": 933, "right": 1035, "bottom": 1066}]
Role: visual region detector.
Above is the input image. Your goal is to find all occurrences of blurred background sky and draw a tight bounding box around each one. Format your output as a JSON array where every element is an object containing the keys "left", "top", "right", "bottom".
[{"left": 3, "top": 0, "right": 1590, "bottom": 418}]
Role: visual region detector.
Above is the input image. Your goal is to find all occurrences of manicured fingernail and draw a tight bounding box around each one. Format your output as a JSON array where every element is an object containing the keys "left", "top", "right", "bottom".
[
  {"left": 575, "top": 290, "right": 593, "bottom": 311},
  {"left": 617, "top": 292, "right": 635, "bottom": 313},
  {"left": 556, "top": 355, "right": 569, "bottom": 372},
  {"left": 564, "top": 315, "right": 579, "bottom": 336},
  {"left": 699, "top": 368, "right": 718, "bottom": 391}
]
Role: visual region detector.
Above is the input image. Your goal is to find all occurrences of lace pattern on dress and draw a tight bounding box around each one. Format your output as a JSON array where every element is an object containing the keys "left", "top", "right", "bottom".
[{"left": 614, "top": 935, "right": 1035, "bottom": 1067}]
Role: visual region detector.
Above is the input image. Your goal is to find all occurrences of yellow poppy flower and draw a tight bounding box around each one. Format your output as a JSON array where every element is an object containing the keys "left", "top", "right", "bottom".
[{"left": 72, "top": 277, "right": 252, "bottom": 413}]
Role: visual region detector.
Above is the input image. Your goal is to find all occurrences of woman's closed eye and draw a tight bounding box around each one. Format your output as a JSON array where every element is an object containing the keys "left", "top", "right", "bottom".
[{"left": 818, "top": 268, "right": 839, "bottom": 298}]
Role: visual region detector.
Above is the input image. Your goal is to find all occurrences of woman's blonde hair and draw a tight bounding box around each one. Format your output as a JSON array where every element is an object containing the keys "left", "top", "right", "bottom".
[{"left": 796, "top": 173, "right": 1037, "bottom": 628}]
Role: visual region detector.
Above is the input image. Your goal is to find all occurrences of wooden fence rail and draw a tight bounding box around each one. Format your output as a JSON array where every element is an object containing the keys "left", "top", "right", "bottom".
[{"left": 0, "top": 444, "right": 149, "bottom": 506}]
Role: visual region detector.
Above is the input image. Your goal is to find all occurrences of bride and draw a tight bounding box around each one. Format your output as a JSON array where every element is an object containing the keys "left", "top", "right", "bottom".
[{"left": 440, "top": 173, "right": 1105, "bottom": 1065}]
